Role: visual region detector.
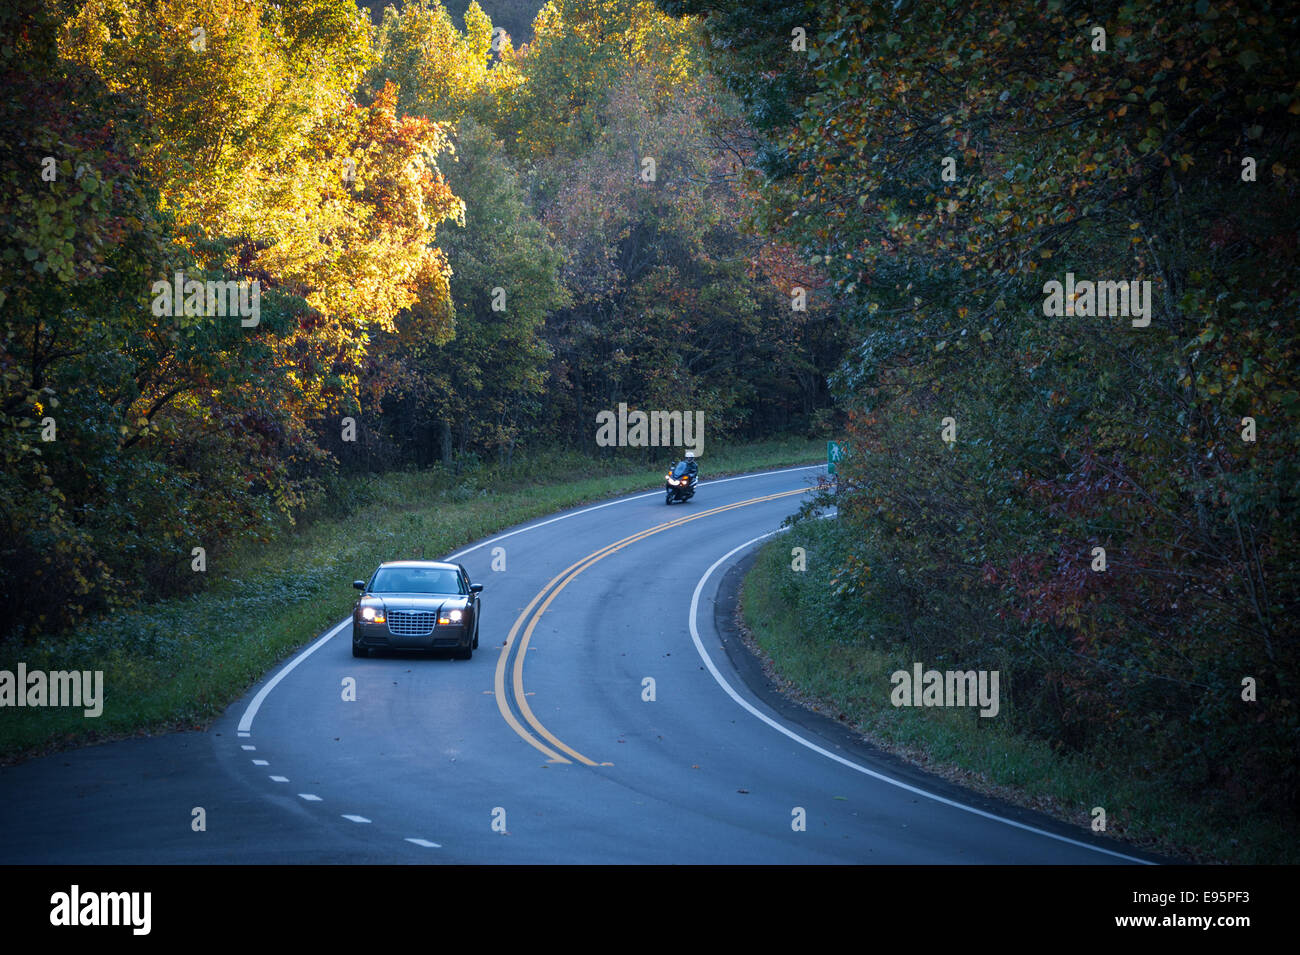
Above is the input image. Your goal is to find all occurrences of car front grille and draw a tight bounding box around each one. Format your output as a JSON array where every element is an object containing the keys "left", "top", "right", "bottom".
[{"left": 386, "top": 610, "right": 438, "bottom": 637}]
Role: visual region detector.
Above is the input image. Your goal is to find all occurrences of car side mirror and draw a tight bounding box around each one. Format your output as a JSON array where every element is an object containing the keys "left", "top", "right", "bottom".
[
  {"left": 469, "top": 583, "right": 483, "bottom": 593},
  {"left": 353, "top": 580, "right": 366, "bottom": 590}
]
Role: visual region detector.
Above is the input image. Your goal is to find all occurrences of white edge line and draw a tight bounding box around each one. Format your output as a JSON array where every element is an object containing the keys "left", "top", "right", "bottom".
[
  {"left": 687, "top": 530, "right": 1156, "bottom": 866},
  {"left": 236, "top": 464, "right": 827, "bottom": 735},
  {"left": 404, "top": 838, "right": 441, "bottom": 848},
  {"left": 443, "top": 463, "right": 825, "bottom": 560},
  {"left": 237, "top": 619, "right": 349, "bottom": 733}
]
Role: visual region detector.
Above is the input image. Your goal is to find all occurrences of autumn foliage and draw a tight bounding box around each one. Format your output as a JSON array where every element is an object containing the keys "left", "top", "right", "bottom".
[
  {"left": 668, "top": 0, "right": 1300, "bottom": 823},
  {"left": 1, "top": 0, "right": 838, "bottom": 635}
]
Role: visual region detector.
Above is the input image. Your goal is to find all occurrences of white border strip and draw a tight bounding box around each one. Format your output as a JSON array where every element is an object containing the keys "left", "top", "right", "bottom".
[
  {"left": 444, "top": 463, "right": 824, "bottom": 560},
  {"left": 687, "top": 531, "right": 1155, "bottom": 865},
  {"left": 237, "top": 619, "right": 349, "bottom": 733},
  {"left": 237, "top": 464, "right": 824, "bottom": 734}
]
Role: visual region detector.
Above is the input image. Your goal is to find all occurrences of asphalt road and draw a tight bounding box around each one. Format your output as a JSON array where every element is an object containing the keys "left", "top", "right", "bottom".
[{"left": 0, "top": 465, "right": 1159, "bottom": 863}]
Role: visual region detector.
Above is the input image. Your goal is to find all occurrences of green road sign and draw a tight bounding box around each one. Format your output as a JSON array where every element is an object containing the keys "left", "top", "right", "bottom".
[{"left": 828, "top": 440, "right": 849, "bottom": 475}]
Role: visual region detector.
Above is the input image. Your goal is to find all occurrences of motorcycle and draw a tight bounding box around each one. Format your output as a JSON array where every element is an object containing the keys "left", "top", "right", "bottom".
[{"left": 664, "top": 460, "right": 698, "bottom": 504}]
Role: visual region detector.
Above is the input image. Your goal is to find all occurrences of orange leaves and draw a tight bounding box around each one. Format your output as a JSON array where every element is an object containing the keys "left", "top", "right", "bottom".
[{"left": 753, "top": 240, "right": 830, "bottom": 302}]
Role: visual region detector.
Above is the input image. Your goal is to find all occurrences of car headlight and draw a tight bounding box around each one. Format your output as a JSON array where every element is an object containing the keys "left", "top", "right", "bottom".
[
  {"left": 361, "top": 606, "right": 386, "bottom": 623},
  {"left": 437, "top": 609, "right": 464, "bottom": 625}
]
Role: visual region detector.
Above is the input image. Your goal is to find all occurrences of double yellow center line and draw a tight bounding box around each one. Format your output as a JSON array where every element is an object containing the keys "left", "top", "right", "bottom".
[{"left": 493, "top": 487, "right": 811, "bottom": 765}]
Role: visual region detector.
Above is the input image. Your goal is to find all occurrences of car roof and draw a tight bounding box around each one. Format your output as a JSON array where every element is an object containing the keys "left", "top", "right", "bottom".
[{"left": 375, "top": 560, "right": 462, "bottom": 571}]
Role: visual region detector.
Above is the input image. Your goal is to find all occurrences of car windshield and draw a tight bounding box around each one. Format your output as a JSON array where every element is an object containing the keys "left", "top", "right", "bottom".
[{"left": 369, "top": 567, "right": 464, "bottom": 594}]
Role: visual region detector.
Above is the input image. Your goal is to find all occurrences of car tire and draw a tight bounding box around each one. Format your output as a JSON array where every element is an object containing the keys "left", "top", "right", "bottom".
[
  {"left": 456, "top": 644, "right": 473, "bottom": 661},
  {"left": 472, "top": 620, "right": 479, "bottom": 650},
  {"left": 352, "top": 643, "right": 368, "bottom": 658}
]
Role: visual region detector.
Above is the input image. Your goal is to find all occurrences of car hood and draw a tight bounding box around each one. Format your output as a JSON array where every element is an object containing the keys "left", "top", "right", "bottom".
[{"left": 363, "top": 593, "right": 468, "bottom": 611}]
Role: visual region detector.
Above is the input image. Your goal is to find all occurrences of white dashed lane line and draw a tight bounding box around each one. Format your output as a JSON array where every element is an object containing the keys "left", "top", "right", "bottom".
[
  {"left": 234, "top": 466, "right": 827, "bottom": 735},
  {"left": 227, "top": 469, "right": 826, "bottom": 859},
  {"left": 241, "top": 741, "right": 443, "bottom": 845},
  {"left": 243, "top": 742, "right": 446, "bottom": 847}
]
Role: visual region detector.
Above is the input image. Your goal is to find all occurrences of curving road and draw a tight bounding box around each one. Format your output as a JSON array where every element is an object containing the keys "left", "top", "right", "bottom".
[{"left": 0, "top": 465, "right": 1159, "bottom": 863}]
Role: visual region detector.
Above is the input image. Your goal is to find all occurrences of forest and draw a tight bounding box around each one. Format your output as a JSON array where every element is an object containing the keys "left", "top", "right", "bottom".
[
  {"left": 2, "top": 0, "right": 1296, "bottom": 841},
  {"left": 2, "top": 0, "right": 843, "bottom": 636},
  {"left": 669, "top": 0, "right": 1298, "bottom": 829}
]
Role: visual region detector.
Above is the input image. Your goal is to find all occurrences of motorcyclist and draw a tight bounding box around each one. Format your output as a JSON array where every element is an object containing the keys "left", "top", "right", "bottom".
[{"left": 665, "top": 451, "right": 699, "bottom": 503}]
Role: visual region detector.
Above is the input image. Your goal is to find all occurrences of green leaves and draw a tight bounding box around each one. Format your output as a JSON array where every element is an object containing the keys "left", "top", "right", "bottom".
[{"left": 675, "top": 0, "right": 1300, "bottom": 832}]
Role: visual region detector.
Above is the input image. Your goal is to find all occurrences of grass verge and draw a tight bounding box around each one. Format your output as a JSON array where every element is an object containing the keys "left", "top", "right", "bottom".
[
  {"left": 0, "top": 436, "right": 823, "bottom": 763},
  {"left": 739, "top": 516, "right": 1298, "bottom": 865}
]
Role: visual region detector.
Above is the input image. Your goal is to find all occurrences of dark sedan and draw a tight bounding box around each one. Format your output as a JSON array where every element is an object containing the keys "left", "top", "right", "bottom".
[{"left": 351, "top": 560, "right": 483, "bottom": 659}]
